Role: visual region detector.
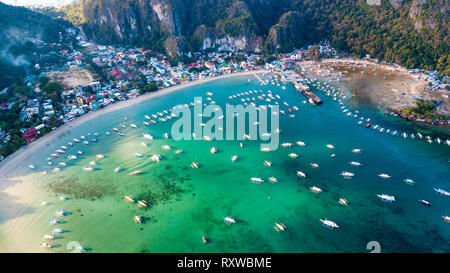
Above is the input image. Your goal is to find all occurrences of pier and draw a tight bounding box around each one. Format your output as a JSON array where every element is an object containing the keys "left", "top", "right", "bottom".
[{"left": 294, "top": 81, "right": 323, "bottom": 105}]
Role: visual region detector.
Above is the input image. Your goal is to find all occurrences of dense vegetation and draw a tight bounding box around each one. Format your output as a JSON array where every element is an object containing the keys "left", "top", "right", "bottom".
[{"left": 73, "top": 0, "right": 448, "bottom": 74}]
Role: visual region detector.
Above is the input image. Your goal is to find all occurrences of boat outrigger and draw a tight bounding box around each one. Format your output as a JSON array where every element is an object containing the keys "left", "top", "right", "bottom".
[
  {"left": 274, "top": 222, "right": 287, "bottom": 232},
  {"left": 224, "top": 216, "right": 236, "bottom": 225},
  {"left": 251, "top": 177, "right": 264, "bottom": 184},
  {"left": 377, "top": 194, "right": 396, "bottom": 202},
  {"left": 320, "top": 219, "right": 339, "bottom": 229},
  {"left": 340, "top": 171, "right": 354, "bottom": 179}
]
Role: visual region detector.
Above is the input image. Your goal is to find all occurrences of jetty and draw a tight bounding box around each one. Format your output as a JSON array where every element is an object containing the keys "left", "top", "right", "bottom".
[{"left": 294, "top": 82, "right": 322, "bottom": 105}]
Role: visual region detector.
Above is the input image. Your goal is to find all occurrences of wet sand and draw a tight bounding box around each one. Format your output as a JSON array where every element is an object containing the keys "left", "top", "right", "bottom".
[{"left": 296, "top": 59, "right": 449, "bottom": 117}]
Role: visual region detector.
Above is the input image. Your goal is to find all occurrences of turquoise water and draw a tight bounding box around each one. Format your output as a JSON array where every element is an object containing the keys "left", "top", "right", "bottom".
[{"left": 1, "top": 73, "right": 449, "bottom": 253}]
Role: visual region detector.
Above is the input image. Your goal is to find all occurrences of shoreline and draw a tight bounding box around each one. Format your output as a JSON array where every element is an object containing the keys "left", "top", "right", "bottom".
[
  {"left": 0, "top": 70, "right": 268, "bottom": 177},
  {"left": 296, "top": 58, "right": 449, "bottom": 127}
]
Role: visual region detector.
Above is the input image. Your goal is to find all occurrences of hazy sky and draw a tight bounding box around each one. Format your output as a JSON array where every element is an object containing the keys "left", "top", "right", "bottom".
[{"left": 0, "top": 0, "right": 74, "bottom": 7}]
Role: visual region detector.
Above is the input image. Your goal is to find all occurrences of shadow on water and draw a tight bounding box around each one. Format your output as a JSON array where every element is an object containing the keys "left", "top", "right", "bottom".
[{"left": 0, "top": 192, "right": 36, "bottom": 224}]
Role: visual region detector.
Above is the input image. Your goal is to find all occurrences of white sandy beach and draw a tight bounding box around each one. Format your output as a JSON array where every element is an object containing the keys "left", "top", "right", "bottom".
[{"left": 0, "top": 70, "right": 268, "bottom": 178}]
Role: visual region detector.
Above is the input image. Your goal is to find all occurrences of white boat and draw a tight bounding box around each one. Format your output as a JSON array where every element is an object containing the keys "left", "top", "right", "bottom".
[
  {"left": 261, "top": 147, "right": 270, "bottom": 152},
  {"left": 231, "top": 155, "right": 239, "bottom": 162},
  {"left": 274, "top": 222, "right": 286, "bottom": 232},
  {"left": 162, "top": 145, "right": 171, "bottom": 150},
  {"left": 338, "top": 198, "right": 348, "bottom": 206},
  {"left": 310, "top": 186, "right": 322, "bottom": 193},
  {"left": 133, "top": 216, "right": 143, "bottom": 224},
  {"left": 288, "top": 153, "right": 298, "bottom": 158},
  {"left": 269, "top": 177, "right": 278, "bottom": 183},
  {"left": 135, "top": 153, "right": 143, "bottom": 158},
  {"left": 296, "top": 171, "right": 306, "bottom": 178},
  {"left": 377, "top": 194, "right": 396, "bottom": 202},
  {"left": 55, "top": 210, "right": 65, "bottom": 217},
  {"left": 137, "top": 200, "right": 148, "bottom": 208},
  {"left": 175, "top": 150, "right": 183, "bottom": 155},
  {"left": 320, "top": 219, "right": 339, "bottom": 229},
  {"left": 28, "top": 165, "right": 35, "bottom": 170},
  {"left": 41, "top": 243, "right": 53, "bottom": 248},
  {"left": 224, "top": 216, "right": 236, "bottom": 224},
  {"left": 52, "top": 228, "right": 63, "bottom": 235},
  {"left": 151, "top": 154, "right": 161, "bottom": 162},
  {"left": 89, "top": 161, "right": 96, "bottom": 166},
  {"left": 404, "top": 178, "right": 415, "bottom": 185},
  {"left": 58, "top": 162, "right": 67, "bottom": 167},
  {"left": 349, "top": 161, "right": 363, "bottom": 166},
  {"left": 42, "top": 234, "right": 54, "bottom": 240},
  {"left": 443, "top": 216, "right": 450, "bottom": 223},
  {"left": 434, "top": 188, "right": 450, "bottom": 197},
  {"left": 124, "top": 196, "right": 135, "bottom": 202},
  {"left": 76, "top": 150, "right": 83, "bottom": 155},
  {"left": 83, "top": 166, "right": 94, "bottom": 171},
  {"left": 340, "top": 171, "right": 354, "bottom": 179},
  {"left": 263, "top": 160, "right": 272, "bottom": 167},
  {"left": 96, "top": 154, "right": 105, "bottom": 159},
  {"left": 281, "top": 143, "right": 293, "bottom": 148},
  {"left": 130, "top": 124, "right": 138, "bottom": 128},
  {"left": 352, "top": 149, "right": 362, "bottom": 154},
  {"left": 210, "top": 147, "right": 217, "bottom": 154},
  {"left": 143, "top": 133, "right": 153, "bottom": 140},
  {"left": 251, "top": 177, "right": 264, "bottom": 184},
  {"left": 68, "top": 155, "right": 77, "bottom": 160},
  {"left": 129, "top": 170, "right": 142, "bottom": 176},
  {"left": 114, "top": 167, "right": 122, "bottom": 173},
  {"left": 190, "top": 162, "right": 199, "bottom": 168},
  {"left": 310, "top": 163, "right": 319, "bottom": 168},
  {"left": 378, "top": 173, "right": 391, "bottom": 179},
  {"left": 326, "top": 144, "right": 335, "bottom": 149}
]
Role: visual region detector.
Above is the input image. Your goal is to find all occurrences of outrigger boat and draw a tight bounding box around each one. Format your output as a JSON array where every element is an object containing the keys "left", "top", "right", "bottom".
[
  {"left": 28, "top": 165, "right": 35, "bottom": 170},
  {"left": 297, "top": 171, "right": 306, "bottom": 178},
  {"left": 296, "top": 141, "right": 306, "bottom": 146},
  {"left": 42, "top": 234, "right": 54, "bottom": 240},
  {"left": 281, "top": 143, "right": 293, "bottom": 148},
  {"left": 433, "top": 188, "right": 450, "bottom": 196},
  {"left": 338, "top": 198, "right": 348, "bottom": 206},
  {"left": 224, "top": 216, "right": 236, "bottom": 225},
  {"left": 150, "top": 154, "right": 161, "bottom": 162},
  {"left": 83, "top": 166, "right": 94, "bottom": 171},
  {"left": 114, "top": 167, "right": 122, "bottom": 173},
  {"left": 210, "top": 147, "right": 217, "bottom": 154},
  {"left": 162, "top": 145, "right": 171, "bottom": 150},
  {"left": 326, "top": 144, "right": 335, "bottom": 149},
  {"left": 269, "top": 177, "right": 278, "bottom": 183},
  {"left": 320, "top": 219, "right": 339, "bottom": 229},
  {"left": 274, "top": 222, "right": 287, "bottom": 232},
  {"left": 418, "top": 200, "right": 432, "bottom": 207},
  {"left": 143, "top": 133, "right": 153, "bottom": 140},
  {"left": 175, "top": 150, "right": 183, "bottom": 155},
  {"left": 251, "top": 177, "right": 264, "bottom": 184},
  {"left": 123, "top": 196, "right": 135, "bottom": 203},
  {"left": 377, "top": 194, "right": 395, "bottom": 202},
  {"left": 190, "top": 162, "right": 200, "bottom": 168},
  {"left": 310, "top": 163, "right": 319, "bottom": 168},
  {"left": 310, "top": 186, "right": 322, "bottom": 193},
  {"left": 443, "top": 216, "right": 450, "bottom": 223},
  {"left": 137, "top": 200, "right": 148, "bottom": 208},
  {"left": 133, "top": 216, "right": 143, "bottom": 224},
  {"left": 288, "top": 153, "right": 298, "bottom": 158},
  {"left": 41, "top": 243, "right": 53, "bottom": 248},
  {"left": 349, "top": 161, "right": 363, "bottom": 166},
  {"left": 340, "top": 171, "right": 354, "bottom": 179},
  {"left": 231, "top": 155, "right": 239, "bottom": 162},
  {"left": 129, "top": 171, "right": 142, "bottom": 176},
  {"left": 352, "top": 148, "right": 362, "bottom": 154},
  {"left": 96, "top": 154, "right": 105, "bottom": 159},
  {"left": 378, "top": 173, "right": 391, "bottom": 179},
  {"left": 404, "top": 178, "right": 415, "bottom": 185},
  {"left": 263, "top": 160, "right": 272, "bottom": 167}
]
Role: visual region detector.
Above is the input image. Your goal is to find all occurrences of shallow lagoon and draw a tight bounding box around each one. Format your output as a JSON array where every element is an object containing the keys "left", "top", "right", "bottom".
[{"left": 0, "top": 73, "right": 449, "bottom": 253}]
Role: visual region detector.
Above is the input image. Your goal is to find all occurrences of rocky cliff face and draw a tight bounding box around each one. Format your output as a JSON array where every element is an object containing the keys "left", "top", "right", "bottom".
[
  {"left": 79, "top": 0, "right": 448, "bottom": 69},
  {"left": 80, "top": 0, "right": 282, "bottom": 56}
]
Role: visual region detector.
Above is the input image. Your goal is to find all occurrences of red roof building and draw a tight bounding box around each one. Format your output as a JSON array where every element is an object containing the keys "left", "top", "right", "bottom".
[{"left": 23, "top": 128, "right": 37, "bottom": 142}]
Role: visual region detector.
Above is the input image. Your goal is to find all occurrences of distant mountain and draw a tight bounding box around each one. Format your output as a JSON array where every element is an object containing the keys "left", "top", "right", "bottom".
[
  {"left": 74, "top": 0, "right": 448, "bottom": 74},
  {"left": 0, "top": 2, "right": 67, "bottom": 89}
]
